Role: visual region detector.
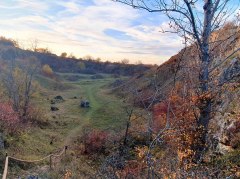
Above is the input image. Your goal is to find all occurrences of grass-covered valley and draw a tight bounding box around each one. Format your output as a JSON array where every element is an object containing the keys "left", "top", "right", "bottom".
[
  {"left": 0, "top": 38, "right": 154, "bottom": 178},
  {"left": 1, "top": 71, "right": 134, "bottom": 178}
]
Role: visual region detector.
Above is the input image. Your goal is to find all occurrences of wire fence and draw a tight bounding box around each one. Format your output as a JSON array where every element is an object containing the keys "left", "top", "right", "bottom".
[{"left": 2, "top": 146, "right": 68, "bottom": 179}]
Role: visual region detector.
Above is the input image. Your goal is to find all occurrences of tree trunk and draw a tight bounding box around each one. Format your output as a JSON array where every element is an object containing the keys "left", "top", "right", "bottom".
[
  {"left": 123, "top": 108, "right": 134, "bottom": 146},
  {"left": 123, "top": 118, "right": 131, "bottom": 146},
  {"left": 193, "top": 0, "right": 213, "bottom": 163}
]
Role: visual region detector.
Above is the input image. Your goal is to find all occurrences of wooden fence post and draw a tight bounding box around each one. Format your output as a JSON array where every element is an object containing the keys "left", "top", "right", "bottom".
[
  {"left": 65, "top": 146, "right": 68, "bottom": 156},
  {"left": 2, "top": 154, "right": 9, "bottom": 179},
  {"left": 50, "top": 155, "right": 52, "bottom": 170}
]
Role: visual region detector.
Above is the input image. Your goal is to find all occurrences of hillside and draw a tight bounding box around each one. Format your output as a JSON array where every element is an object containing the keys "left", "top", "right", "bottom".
[
  {"left": 0, "top": 37, "right": 151, "bottom": 76},
  {"left": 118, "top": 24, "right": 240, "bottom": 106},
  {"left": 112, "top": 24, "right": 240, "bottom": 177}
]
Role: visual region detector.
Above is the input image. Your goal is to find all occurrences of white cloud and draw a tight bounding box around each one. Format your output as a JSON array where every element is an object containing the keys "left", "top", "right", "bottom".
[{"left": 0, "top": 0, "right": 184, "bottom": 64}]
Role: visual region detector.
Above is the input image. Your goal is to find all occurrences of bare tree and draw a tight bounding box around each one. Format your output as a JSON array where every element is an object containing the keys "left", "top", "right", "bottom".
[
  {"left": 21, "top": 57, "right": 40, "bottom": 117},
  {"left": 121, "top": 59, "right": 130, "bottom": 64},
  {"left": 30, "top": 39, "right": 39, "bottom": 52},
  {"left": 2, "top": 57, "right": 40, "bottom": 119},
  {"left": 123, "top": 107, "right": 133, "bottom": 146},
  {"left": 114, "top": 0, "right": 239, "bottom": 162}
]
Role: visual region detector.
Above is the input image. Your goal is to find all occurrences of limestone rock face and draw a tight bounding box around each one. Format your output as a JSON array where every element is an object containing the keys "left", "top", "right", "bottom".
[
  {"left": 210, "top": 112, "right": 240, "bottom": 154},
  {"left": 209, "top": 58, "right": 240, "bottom": 154},
  {"left": 216, "top": 143, "right": 234, "bottom": 154},
  {"left": 219, "top": 58, "right": 240, "bottom": 84}
]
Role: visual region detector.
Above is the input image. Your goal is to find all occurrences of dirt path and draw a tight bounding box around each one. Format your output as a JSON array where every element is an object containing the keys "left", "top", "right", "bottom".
[{"left": 63, "top": 79, "right": 111, "bottom": 146}]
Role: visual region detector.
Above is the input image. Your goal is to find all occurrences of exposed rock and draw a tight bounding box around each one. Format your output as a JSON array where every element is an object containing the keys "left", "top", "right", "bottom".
[
  {"left": 236, "top": 172, "right": 240, "bottom": 178},
  {"left": 50, "top": 95, "right": 64, "bottom": 104},
  {"left": 230, "top": 133, "right": 240, "bottom": 148},
  {"left": 209, "top": 60, "right": 240, "bottom": 154},
  {"left": 210, "top": 107, "right": 240, "bottom": 154},
  {"left": 80, "top": 100, "right": 90, "bottom": 108},
  {"left": 216, "top": 143, "right": 233, "bottom": 154},
  {"left": 220, "top": 135, "right": 229, "bottom": 145},
  {"left": 54, "top": 95, "right": 64, "bottom": 101},
  {"left": 219, "top": 58, "right": 240, "bottom": 84},
  {"left": 51, "top": 106, "right": 59, "bottom": 111}
]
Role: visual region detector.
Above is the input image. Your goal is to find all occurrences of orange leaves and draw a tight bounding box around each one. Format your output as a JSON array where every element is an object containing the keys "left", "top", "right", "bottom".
[
  {"left": 42, "top": 64, "right": 54, "bottom": 77},
  {"left": 64, "top": 169, "right": 72, "bottom": 179},
  {"left": 152, "top": 85, "right": 199, "bottom": 164},
  {"left": 177, "top": 148, "right": 195, "bottom": 169},
  {"left": 135, "top": 145, "right": 148, "bottom": 160},
  {"left": 152, "top": 102, "right": 168, "bottom": 133},
  {"left": 117, "top": 147, "right": 148, "bottom": 179}
]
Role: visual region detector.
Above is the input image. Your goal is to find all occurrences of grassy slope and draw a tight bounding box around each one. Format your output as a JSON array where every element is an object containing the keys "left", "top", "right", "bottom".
[{"left": 5, "top": 73, "right": 128, "bottom": 177}]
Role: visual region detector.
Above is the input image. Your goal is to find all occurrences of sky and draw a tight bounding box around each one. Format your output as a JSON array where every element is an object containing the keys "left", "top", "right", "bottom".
[{"left": 0, "top": 0, "right": 238, "bottom": 64}]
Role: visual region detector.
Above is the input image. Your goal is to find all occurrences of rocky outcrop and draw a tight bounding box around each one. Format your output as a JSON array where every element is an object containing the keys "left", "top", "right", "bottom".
[
  {"left": 80, "top": 100, "right": 90, "bottom": 108},
  {"left": 50, "top": 95, "right": 65, "bottom": 104},
  {"left": 209, "top": 57, "right": 240, "bottom": 155},
  {"left": 51, "top": 106, "right": 59, "bottom": 111},
  {"left": 210, "top": 90, "right": 240, "bottom": 154},
  {"left": 210, "top": 110, "right": 240, "bottom": 154},
  {"left": 219, "top": 58, "right": 240, "bottom": 84}
]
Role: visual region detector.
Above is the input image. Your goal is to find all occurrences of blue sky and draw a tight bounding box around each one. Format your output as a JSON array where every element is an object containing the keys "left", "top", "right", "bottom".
[{"left": 0, "top": 0, "right": 238, "bottom": 64}]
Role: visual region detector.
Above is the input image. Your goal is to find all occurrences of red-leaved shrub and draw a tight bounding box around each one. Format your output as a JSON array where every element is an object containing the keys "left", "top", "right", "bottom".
[
  {"left": 83, "top": 130, "right": 108, "bottom": 155},
  {"left": 0, "top": 102, "right": 20, "bottom": 133}
]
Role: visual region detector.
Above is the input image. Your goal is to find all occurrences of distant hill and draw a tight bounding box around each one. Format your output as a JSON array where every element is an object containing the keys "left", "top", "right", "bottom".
[{"left": 0, "top": 37, "right": 152, "bottom": 76}]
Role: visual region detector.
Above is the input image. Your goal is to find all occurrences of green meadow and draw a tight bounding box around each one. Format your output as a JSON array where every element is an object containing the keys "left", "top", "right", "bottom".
[{"left": 4, "top": 73, "right": 128, "bottom": 177}]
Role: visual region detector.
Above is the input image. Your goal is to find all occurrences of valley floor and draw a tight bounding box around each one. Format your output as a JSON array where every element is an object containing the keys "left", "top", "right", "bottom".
[{"left": 4, "top": 73, "right": 128, "bottom": 178}]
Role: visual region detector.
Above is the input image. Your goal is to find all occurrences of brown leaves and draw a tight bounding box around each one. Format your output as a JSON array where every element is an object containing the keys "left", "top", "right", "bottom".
[{"left": 152, "top": 85, "right": 200, "bottom": 165}]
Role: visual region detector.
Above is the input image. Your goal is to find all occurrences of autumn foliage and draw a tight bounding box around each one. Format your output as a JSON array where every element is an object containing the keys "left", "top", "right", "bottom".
[
  {"left": 0, "top": 102, "right": 20, "bottom": 133},
  {"left": 152, "top": 84, "right": 200, "bottom": 165},
  {"left": 82, "top": 129, "right": 109, "bottom": 155},
  {"left": 42, "top": 64, "right": 54, "bottom": 77}
]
